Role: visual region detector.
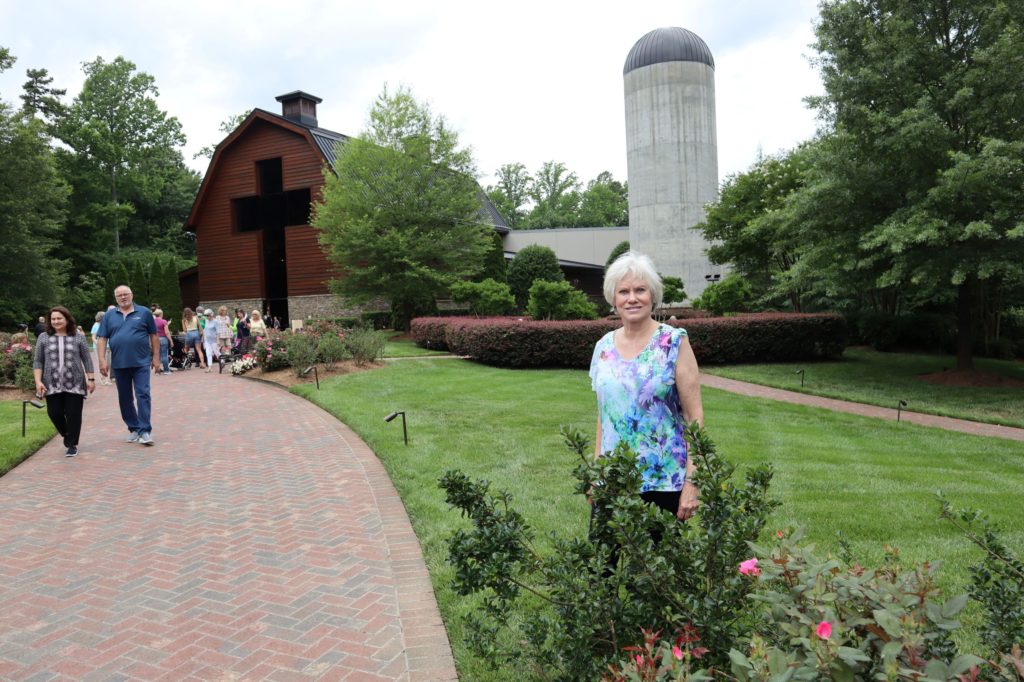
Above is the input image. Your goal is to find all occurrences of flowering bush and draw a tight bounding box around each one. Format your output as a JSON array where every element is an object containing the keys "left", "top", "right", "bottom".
[
  {"left": 726, "top": 529, "right": 981, "bottom": 681},
  {"left": 230, "top": 354, "right": 258, "bottom": 375},
  {"left": 604, "top": 627, "right": 712, "bottom": 681},
  {"left": 254, "top": 335, "right": 289, "bottom": 371},
  {"left": 2, "top": 342, "right": 35, "bottom": 390}
]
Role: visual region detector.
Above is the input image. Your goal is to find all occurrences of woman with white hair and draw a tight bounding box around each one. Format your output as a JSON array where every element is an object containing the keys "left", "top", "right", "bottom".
[
  {"left": 589, "top": 251, "right": 704, "bottom": 523},
  {"left": 201, "top": 309, "right": 221, "bottom": 373}
]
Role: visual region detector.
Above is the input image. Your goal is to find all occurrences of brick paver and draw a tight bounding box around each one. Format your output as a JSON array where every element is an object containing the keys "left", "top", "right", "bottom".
[
  {"left": 701, "top": 373, "right": 1024, "bottom": 441},
  {"left": 0, "top": 370, "right": 457, "bottom": 680}
]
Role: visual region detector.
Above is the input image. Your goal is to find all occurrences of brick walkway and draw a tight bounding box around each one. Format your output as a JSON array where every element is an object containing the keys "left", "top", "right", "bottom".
[
  {"left": 0, "top": 369, "right": 457, "bottom": 681},
  {"left": 701, "top": 374, "right": 1024, "bottom": 442}
]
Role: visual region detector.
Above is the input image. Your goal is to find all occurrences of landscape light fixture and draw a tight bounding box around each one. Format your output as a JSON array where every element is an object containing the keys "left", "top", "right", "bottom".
[
  {"left": 384, "top": 410, "right": 408, "bottom": 445},
  {"left": 301, "top": 365, "right": 319, "bottom": 390},
  {"left": 704, "top": 274, "right": 721, "bottom": 284},
  {"left": 795, "top": 369, "right": 805, "bottom": 388},
  {"left": 22, "top": 398, "right": 44, "bottom": 437},
  {"left": 897, "top": 399, "right": 908, "bottom": 422}
]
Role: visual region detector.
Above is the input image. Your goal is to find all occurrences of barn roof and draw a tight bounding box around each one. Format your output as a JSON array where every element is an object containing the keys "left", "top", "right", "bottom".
[{"left": 187, "top": 107, "right": 508, "bottom": 234}]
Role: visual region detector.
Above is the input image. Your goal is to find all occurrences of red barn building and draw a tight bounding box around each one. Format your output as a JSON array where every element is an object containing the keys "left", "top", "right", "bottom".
[{"left": 184, "top": 91, "right": 617, "bottom": 323}]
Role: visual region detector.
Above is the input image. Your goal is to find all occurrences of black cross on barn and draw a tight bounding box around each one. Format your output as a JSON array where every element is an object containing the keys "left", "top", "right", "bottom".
[{"left": 232, "top": 157, "right": 311, "bottom": 323}]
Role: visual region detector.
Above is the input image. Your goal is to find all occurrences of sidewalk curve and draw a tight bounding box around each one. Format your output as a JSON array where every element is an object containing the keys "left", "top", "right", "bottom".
[
  {"left": 701, "top": 373, "right": 1024, "bottom": 442},
  {"left": 0, "top": 369, "right": 457, "bottom": 680}
]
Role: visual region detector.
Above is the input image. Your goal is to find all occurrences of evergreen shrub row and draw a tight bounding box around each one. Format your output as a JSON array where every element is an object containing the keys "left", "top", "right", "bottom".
[{"left": 410, "top": 313, "right": 848, "bottom": 367}]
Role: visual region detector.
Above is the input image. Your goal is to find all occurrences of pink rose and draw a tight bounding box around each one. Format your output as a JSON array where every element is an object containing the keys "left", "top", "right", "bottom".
[
  {"left": 672, "top": 645, "right": 683, "bottom": 660},
  {"left": 816, "top": 621, "right": 832, "bottom": 640},
  {"left": 738, "top": 558, "right": 760, "bottom": 576}
]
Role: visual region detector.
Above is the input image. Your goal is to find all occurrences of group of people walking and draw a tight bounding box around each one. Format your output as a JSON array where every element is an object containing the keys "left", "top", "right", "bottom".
[{"left": 31, "top": 285, "right": 278, "bottom": 457}]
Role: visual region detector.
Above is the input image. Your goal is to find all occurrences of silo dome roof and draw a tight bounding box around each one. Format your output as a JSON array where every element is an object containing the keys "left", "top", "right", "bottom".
[{"left": 623, "top": 27, "right": 715, "bottom": 74}]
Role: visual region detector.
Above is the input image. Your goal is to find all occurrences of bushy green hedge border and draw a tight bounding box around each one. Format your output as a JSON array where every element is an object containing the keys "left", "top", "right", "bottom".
[{"left": 410, "top": 313, "right": 847, "bottom": 368}]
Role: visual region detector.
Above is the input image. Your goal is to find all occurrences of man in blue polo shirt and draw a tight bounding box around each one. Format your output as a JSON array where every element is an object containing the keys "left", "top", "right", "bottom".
[{"left": 96, "top": 285, "right": 160, "bottom": 446}]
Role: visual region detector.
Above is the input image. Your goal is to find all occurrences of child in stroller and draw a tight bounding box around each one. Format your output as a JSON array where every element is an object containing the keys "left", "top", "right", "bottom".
[{"left": 169, "top": 335, "right": 198, "bottom": 370}]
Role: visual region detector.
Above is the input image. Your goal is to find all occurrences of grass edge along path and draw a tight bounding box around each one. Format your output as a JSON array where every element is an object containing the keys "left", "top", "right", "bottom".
[
  {"left": 0, "top": 400, "right": 55, "bottom": 476},
  {"left": 292, "top": 357, "right": 1024, "bottom": 682},
  {"left": 703, "top": 347, "right": 1024, "bottom": 428}
]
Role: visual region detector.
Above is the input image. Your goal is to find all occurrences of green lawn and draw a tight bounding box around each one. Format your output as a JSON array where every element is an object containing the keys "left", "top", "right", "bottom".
[
  {"left": 383, "top": 332, "right": 451, "bottom": 358},
  {"left": 292, "top": 358, "right": 1024, "bottom": 681},
  {"left": 0, "top": 399, "right": 55, "bottom": 476},
  {"left": 704, "top": 347, "right": 1024, "bottom": 427}
]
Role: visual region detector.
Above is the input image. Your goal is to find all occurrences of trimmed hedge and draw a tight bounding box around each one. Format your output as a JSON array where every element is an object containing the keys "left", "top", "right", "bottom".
[{"left": 410, "top": 313, "right": 847, "bottom": 368}]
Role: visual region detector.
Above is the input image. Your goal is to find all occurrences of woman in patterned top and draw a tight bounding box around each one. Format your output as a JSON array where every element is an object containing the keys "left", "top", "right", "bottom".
[
  {"left": 32, "top": 306, "right": 96, "bottom": 457},
  {"left": 589, "top": 251, "right": 704, "bottom": 522}
]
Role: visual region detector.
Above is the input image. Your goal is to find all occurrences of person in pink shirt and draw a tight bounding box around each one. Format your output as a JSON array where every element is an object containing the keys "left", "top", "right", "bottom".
[{"left": 153, "top": 309, "right": 174, "bottom": 375}]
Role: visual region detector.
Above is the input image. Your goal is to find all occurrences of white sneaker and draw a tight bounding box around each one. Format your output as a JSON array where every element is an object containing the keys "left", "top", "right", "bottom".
[
  {"left": 126, "top": 431, "right": 140, "bottom": 443},
  {"left": 139, "top": 431, "right": 154, "bottom": 446}
]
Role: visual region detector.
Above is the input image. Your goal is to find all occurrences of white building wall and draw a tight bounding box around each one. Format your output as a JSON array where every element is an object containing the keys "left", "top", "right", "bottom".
[{"left": 502, "top": 226, "right": 629, "bottom": 266}]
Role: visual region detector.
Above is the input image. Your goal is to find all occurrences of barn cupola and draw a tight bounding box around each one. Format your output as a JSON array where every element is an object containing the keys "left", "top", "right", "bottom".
[{"left": 275, "top": 91, "right": 322, "bottom": 127}]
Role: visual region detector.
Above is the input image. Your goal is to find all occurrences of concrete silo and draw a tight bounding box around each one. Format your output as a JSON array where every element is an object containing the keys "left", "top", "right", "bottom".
[{"left": 624, "top": 27, "right": 719, "bottom": 300}]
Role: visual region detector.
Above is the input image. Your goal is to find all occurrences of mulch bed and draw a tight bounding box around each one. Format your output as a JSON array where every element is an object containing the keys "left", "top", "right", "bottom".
[{"left": 245, "top": 361, "right": 382, "bottom": 389}]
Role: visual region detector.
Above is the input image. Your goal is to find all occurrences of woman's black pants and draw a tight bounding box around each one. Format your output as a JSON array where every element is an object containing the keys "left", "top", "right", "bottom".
[{"left": 45, "top": 392, "right": 84, "bottom": 448}]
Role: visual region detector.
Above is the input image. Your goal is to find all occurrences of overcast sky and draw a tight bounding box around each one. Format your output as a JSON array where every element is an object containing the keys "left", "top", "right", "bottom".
[{"left": 0, "top": 0, "right": 825, "bottom": 188}]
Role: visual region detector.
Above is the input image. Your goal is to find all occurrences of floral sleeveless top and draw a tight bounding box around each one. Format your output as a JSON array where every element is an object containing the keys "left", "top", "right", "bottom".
[{"left": 589, "top": 324, "right": 689, "bottom": 492}]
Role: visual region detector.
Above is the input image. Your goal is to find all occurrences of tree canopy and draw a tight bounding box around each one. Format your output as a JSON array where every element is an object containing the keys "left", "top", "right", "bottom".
[
  {"left": 313, "top": 85, "right": 492, "bottom": 329},
  {"left": 486, "top": 162, "right": 628, "bottom": 229},
  {"left": 696, "top": 0, "right": 1024, "bottom": 367}
]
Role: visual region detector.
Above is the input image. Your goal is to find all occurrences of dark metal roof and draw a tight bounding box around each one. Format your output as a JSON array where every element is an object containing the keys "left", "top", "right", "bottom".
[
  {"left": 503, "top": 251, "right": 603, "bottom": 270},
  {"left": 623, "top": 27, "right": 714, "bottom": 74},
  {"left": 274, "top": 90, "right": 323, "bottom": 104}
]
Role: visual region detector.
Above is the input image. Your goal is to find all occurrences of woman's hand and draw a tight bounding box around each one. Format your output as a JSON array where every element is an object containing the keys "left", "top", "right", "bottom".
[
  {"left": 34, "top": 381, "right": 46, "bottom": 397},
  {"left": 676, "top": 481, "right": 699, "bottom": 521},
  {"left": 86, "top": 380, "right": 96, "bottom": 394}
]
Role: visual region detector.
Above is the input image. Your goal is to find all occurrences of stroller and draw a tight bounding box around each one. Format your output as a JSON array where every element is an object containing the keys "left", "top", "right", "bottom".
[{"left": 169, "top": 335, "right": 198, "bottom": 370}]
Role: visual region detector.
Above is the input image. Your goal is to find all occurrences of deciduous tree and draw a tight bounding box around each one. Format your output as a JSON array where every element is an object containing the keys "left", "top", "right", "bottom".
[
  {"left": 55, "top": 56, "right": 187, "bottom": 254},
  {"left": 313, "top": 85, "right": 491, "bottom": 330},
  {"left": 486, "top": 162, "right": 531, "bottom": 228},
  {"left": 805, "top": 0, "right": 1024, "bottom": 369},
  {"left": 522, "top": 161, "right": 580, "bottom": 228}
]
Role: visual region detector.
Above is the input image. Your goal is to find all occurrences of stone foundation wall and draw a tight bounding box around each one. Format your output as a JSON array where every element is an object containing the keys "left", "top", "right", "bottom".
[
  {"left": 286, "top": 295, "right": 388, "bottom": 325},
  {"left": 197, "top": 299, "right": 263, "bottom": 316}
]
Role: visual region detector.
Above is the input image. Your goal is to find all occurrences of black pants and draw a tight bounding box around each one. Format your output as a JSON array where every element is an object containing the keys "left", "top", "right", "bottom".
[{"left": 45, "top": 392, "right": 84, "bottom": 448}]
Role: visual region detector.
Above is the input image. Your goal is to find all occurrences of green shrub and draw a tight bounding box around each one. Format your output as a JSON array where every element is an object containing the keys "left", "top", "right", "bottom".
[
  {"left": 15, "top": 363, "right": 35, "bottom": 392},
  {"left": 450, "top": 279, "right": 516, "bottom": 316},
  {"left": 440, "top": 423, "right": 776, "bottom": 678},
  {"left": 526, "top": 280, "right": 598, "bottom": 320},
  {"left": 661, "top": 274, "right": 686, "bottom": 306},
  {"left": 693, "top": 274, "right": 754, "bottom": 316},
  {"left": 507, "top": 244, "right": 564, "bottom": 308},
  {"left": 316, "top": 332, "right": 349, "bottom": 370},
  {"left": 344, "top": 327, "right": 387, "bottom": 365},
  {"left": 284, "top": 333, "right": 318, "bottom": 376},
  {"left": 940, "top": 499, "right": 1024, "bottom": 658},
  {"left": 4, "top": 344, "right": 35, "bottom": 387},
  {"left": 361, "top": 310, "right": 392, "bottom": 330}
]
